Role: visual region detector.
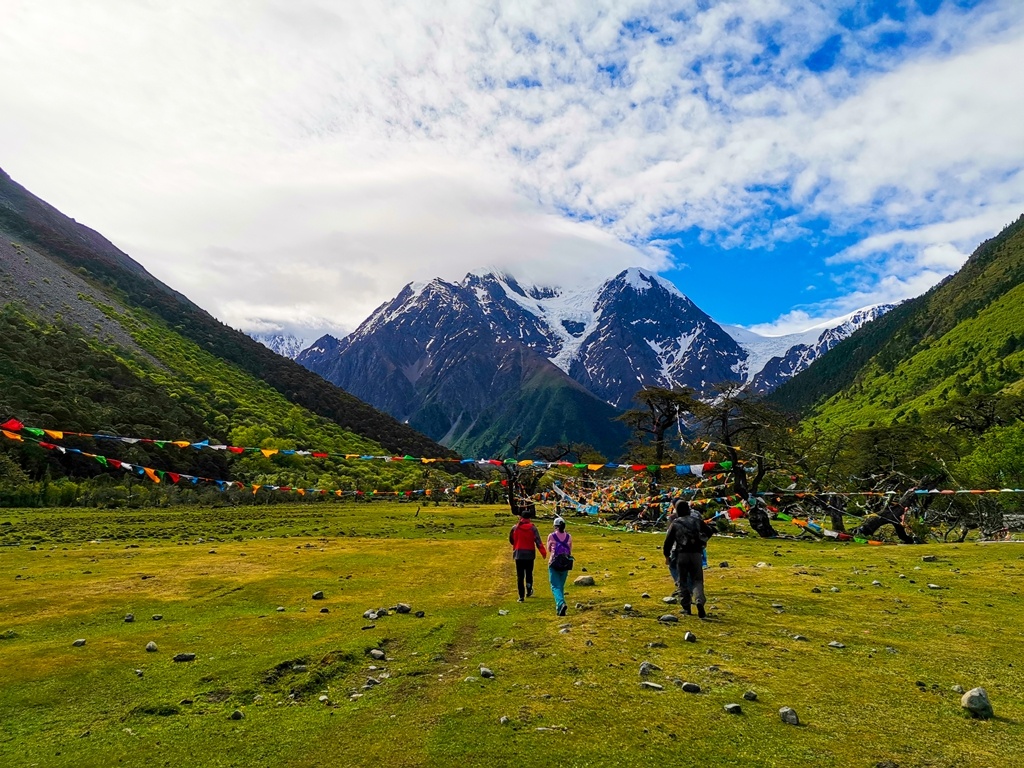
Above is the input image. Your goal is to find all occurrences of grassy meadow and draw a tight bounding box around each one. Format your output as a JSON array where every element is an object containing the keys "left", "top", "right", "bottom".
[{"left": 1, "top": 502, "right": 1022, "bottom": 768}]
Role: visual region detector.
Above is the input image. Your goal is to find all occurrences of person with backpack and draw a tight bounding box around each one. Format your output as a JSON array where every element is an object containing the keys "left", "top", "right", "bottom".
[
  {"left": 509, "top": 512, "right": 547, "bottom": 602},
  {"left": 663, "top": 500, "right": 716, "bottom": 618},
  {"left": 546, "top": 517, "right": 574, "bottom": 616}
]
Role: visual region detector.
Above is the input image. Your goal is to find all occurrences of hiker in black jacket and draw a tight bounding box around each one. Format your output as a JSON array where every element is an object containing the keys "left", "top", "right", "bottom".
[{"left": 663, "top": 500, "right": 716, "bottom": 618}]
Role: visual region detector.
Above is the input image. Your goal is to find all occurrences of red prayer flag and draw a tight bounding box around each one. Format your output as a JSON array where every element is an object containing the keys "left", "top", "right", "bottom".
[{"left": 1, "top": 419, "right": 23, "bottom": 431}]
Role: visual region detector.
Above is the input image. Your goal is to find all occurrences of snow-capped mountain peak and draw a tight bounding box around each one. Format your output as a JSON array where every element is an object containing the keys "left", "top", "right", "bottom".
[
  {"left": 249, "top": 332, "right": 310, "bottom": 360},
  {"left": 295, "top": 267, "right": 894, "bottom": 454}
]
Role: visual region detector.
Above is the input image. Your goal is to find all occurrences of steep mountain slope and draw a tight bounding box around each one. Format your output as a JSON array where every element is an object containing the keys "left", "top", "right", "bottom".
[
  {"left": 0, "top": 167, "right": 461, "bottom": 500},
  {"left": 0, "top": 166, "right": 451, "bottom": 460},
  {"left": 770, "top": 215, "right": 1024, "bottom": 424}
]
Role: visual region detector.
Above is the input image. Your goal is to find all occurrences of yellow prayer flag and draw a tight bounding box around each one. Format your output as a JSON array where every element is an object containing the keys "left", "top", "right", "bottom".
[
  {"left": 144, "top": 468, "right": 161, "bottom": 483},
  {"left": 172, "top": 441, "right": 190, "bottom": 448},
  {"left": 261, "top": 449, "right": 278, "bottom": 458},
  {"left": 44, "top": 430, "right": 64, "bottom": 440},
  {"left": 2, "top": 431, "right": 22, "bottom": 441}
]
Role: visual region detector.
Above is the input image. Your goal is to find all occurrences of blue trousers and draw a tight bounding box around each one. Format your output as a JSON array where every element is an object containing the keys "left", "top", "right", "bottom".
[{"left": 548, "top": 566, "right": 568, "bottom": 610}]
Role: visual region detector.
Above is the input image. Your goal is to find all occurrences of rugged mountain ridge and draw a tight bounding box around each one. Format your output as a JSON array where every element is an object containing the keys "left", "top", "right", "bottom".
[{"left": 298, "top": 268, "right": 889, "bottom": 455}]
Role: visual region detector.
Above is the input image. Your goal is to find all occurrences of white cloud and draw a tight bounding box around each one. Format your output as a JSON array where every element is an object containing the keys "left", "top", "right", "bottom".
[{"left": 0, "top": 0, "right": 1021, "bottom": 337}]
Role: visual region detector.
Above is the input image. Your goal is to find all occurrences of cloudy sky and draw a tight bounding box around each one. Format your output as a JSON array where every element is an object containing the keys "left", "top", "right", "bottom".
[{"left": 2, "top": 0, "right": 1022, "bottom": 340}]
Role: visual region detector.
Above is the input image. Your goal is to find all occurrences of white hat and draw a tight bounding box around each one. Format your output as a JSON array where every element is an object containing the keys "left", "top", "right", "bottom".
[{"left": 553, "top": 517, "right": 566, "bottom": 528}]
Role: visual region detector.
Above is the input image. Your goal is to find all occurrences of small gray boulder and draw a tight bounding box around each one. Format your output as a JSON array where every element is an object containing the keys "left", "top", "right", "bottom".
[
  {"left": 779, "top": 706, "right": 800, "bottom": 725},
  {"left": 961, "top": 687, "right": 993, "bottom": 719}
]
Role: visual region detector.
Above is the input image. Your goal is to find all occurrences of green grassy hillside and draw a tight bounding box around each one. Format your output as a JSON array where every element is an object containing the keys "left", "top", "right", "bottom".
[
  {"left": 810, "top": 280, "right": 1024, "bottom": 429},
  {"left": 770, "top": 214, "right": 1024, "bottom": 417}
]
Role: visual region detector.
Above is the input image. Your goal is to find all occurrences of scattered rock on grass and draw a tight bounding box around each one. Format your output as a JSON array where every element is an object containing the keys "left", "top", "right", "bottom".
[
  {"left": 961, "top": 687, "right": 993, "bottom": 719},
  {"left": 574, "top": 575, "right": 595, "bottom": 586},
  {"left": 319, "top": 608, "right": 329, "bottom": 614},
  {"left": 684, "top": 631, "right": 696, "bottom": 643},
  {"left": 72, "top": 639, "right": 86, "bottom": 647},
  {"left": 641, "top": 593, "right": 651, "bottom": 599},
  {"left": 724, "top": 703, "right": 742, "bottom": 715},
  {"left": 173, "top": 653, "right": 196, "bottom": 662},
  {"left": 319, "top": 695, "right": 329, "bottom": 704},
  {"left": 500, "top": 716, "right": 510, "bottom": 725},
  {"left": 640, "top": 682, "right": 663, "bottom": 691},
  {"left": 793, "top": 635, "right": 808, "bottom": 642},
  {"left": 927, "top": 584, "right": 942, "bottom": 590},
  {"left": 396, "top": 603, "right": 411, "bottom": 614},
  {"left": 124, "top": 614, "right": 134, "bottom": 623},
  {"left": 719, "top": 562, "right": 729, "bottom": 568},
  {"left": 369, "top": 649, "right": 386, "bottom": 660},
  {"left": 811, "top": 587, "right": 821, "bottom": 593},
  {"left": 681, "top": 682, "right": 701, "bottom": 693},
  {"left": 152, "top": 615, "right": 162, "bottom": 621},
  {"left": 639, "top": 661, "right": 661, "bottom": 676},
  {"left": 276, "top": 607, "right": 285, "bottom": 612},
  {"left": 828, "top": 641, "right": 846, "bottom": 649},
  {"left": 779, "top": 706, "right": 800, "bottom": 725},
  {"left": 830, "top": 587, "right": 840, "bottom": 593},
  {"left": 952, "top": 684, "right": 965, "bottom": 694},
  {"left": 623, "top": 604, "right": 633, "bottom": 612},
  {"left": 659, "top": 614, "right": 679, "bottom": 623},
  {"left": 414, "top": 611, "right": 425, "bottom": 618},
  {"left": 743, "top": 691, "right": 758, "bottom": 701},
  {"left": 922, "top": 555, "right": 937, "bottom": 562},
  {"left": 312, "top": 591, "right": 325, "bottom": 600},
  {"left": 229, "top": 710, "right": 244, "bottom": 720},
  {"left": 145, "top": 641, "right": 158, "bottom": 653}
]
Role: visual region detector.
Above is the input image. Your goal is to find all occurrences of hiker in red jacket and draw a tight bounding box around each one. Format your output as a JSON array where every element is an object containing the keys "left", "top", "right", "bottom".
[{"left": 509, "top": 514, "right": 548, "bottom": 602}]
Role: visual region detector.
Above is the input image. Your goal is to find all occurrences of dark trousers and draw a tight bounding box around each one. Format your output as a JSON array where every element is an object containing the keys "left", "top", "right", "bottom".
[
  {"left": 515, "top": 558, "right": 535, "bottom": 599},
  {"left": 675, "top": 551, "right": 706, "bottom": 606}
]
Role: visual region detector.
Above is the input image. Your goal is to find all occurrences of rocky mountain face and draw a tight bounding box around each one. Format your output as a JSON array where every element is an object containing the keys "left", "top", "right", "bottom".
[{"left": 297, "top": 268, "right": 889, "bottom": 456}]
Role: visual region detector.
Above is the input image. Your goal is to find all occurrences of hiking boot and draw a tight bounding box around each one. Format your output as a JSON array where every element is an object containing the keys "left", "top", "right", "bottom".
[
  {"left": 681, "top": 603, "right": 692, "bottom": 615},
  {"left": 697, "top": 604, "right": 707, "bottom": 619},
  {"left": 557, "top": 603, "right": 567, "bottom": 616},
  {"left": 517, "top": 598, "right": 524, "bottom": 603},
  {"left": 526, "top": 585, "right": 534, "bottom": 598}
]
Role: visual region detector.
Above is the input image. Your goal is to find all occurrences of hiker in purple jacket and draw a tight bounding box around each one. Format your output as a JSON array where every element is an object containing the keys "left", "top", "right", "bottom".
[{"left": 546, "top": 517, "right": 573, "bottom": 616}]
